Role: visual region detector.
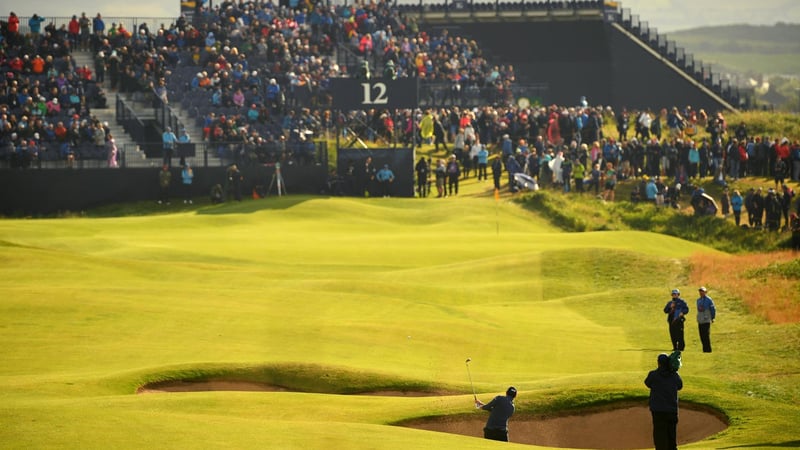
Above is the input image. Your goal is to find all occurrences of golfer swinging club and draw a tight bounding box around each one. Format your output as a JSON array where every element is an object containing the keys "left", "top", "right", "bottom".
[{"left": 475, "top": 386, "right": 517, "bottom": 442}]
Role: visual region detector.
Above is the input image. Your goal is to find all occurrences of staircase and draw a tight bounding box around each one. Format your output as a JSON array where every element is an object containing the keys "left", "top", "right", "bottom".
[{"left": 71, "top": 50, "right": 150, "bottom": 167}]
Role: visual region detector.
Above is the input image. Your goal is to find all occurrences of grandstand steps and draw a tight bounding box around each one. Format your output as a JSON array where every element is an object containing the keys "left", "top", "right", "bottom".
[{"left": 68, "top": 50, "right": 149, "bottom": 166}]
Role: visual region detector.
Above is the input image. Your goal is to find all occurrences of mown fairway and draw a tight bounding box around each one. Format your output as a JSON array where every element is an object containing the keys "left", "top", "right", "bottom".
[{"left": 1, "top": 186, "right": 798, "bottom": 449}]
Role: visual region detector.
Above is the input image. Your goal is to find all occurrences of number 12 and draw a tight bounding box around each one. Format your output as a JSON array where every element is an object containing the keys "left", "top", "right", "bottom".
[{"left": 361, "top": 82, "right": 388, "bottom": 105}]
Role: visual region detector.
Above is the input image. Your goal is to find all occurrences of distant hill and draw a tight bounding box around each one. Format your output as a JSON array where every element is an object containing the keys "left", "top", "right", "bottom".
[{"left": 668, "top": 23, "right": 800, "bottom": 77}]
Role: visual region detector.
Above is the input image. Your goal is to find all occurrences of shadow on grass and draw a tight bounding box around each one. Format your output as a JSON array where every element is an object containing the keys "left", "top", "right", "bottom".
[
  {"left": 134, "top": 362, "right": 458, "bottom": 396},
  {"left": 195, "top": 195, "right": 317, "bottom": 214},
  {"left": 718, "top": 442, "right": 800, "bottom": 448}
]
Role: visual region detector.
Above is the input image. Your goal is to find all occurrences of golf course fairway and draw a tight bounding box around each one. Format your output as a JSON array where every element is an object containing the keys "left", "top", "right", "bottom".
[{"left": 1, "top": 192, "right": 798, "bottom": 449}]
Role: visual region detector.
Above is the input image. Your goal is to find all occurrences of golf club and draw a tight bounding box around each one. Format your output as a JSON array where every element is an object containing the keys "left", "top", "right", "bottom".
[{"left": 465, "top": 358, "right": 478, "bottom": 404}]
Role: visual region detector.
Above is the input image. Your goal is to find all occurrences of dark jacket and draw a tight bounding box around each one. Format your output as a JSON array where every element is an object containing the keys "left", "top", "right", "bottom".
[
  {"left": 482, "top": 395, "right": 515, "bottom": 430},
  {"left": 645, "top": 367, "right": 682, "bottom": 413}
]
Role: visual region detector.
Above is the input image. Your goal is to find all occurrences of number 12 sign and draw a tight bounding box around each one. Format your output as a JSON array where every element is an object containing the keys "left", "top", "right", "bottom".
[{"left": 331, "top": 78, "right": 418, "bottom": 110}]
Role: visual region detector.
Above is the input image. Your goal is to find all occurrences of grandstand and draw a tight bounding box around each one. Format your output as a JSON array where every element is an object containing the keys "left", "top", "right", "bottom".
[{"left": 0, "top": 1, "right": 754, "bottom": 213}]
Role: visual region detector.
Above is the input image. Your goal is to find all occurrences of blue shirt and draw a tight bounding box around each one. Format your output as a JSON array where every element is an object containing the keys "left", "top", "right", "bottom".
[
  {"left": 646, "top": 181, "right": 658, "bottom": 200},
  {"left": 162, "top": 131, "right": 177, "bottom": 149},
  {"left": 376, "top": 168, "right": 394, "bottom": 182}
]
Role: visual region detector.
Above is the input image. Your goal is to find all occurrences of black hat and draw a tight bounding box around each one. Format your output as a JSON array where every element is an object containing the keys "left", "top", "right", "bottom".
[{"left": 506, "top": 386, "right": 517, "bottom": 397}]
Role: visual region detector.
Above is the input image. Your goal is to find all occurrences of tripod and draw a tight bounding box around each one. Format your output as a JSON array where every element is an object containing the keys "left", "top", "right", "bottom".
[{"left": 268, "top": 163, "right": 287, "bottom": 196}]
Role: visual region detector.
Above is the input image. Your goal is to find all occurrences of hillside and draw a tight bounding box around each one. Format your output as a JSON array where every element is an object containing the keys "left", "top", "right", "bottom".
[{"left": 669, "top": 23, "right": 800, "bottom": 76}]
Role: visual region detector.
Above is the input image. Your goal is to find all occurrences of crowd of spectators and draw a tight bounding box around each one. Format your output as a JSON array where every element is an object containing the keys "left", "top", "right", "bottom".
[
  {"left": 1, "top": 11, "right": 109, "bottom": 168},
  {"left": 2, "top": 0, "right": 799, "bottom": 214}
]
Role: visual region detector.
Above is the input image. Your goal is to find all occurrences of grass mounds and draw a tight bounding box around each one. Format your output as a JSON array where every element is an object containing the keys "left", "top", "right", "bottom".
[
  {"left": 134, "top": 363, "right": 458, "bottom": 396},
  {"left": 518, "top": 188, "right": 789, "bottom": 253}
]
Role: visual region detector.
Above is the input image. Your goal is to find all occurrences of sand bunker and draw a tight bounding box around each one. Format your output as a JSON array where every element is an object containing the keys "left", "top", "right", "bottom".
[
  {"left": 403, "top": 404, "right": 727, "bottom": 449},
  {"left": 137, "top": 382, "right": 727, "bottom": 448}
]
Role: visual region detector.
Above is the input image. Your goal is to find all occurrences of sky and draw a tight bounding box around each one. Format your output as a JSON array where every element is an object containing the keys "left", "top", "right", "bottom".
[{"left": 5, "top": 0, "right": 800, "bottom": 33}]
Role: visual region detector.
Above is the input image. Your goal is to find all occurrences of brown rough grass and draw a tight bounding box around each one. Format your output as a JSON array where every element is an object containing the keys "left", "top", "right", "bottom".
[{"left": 689, "top": 251, "right": 800, "bottom": 324}]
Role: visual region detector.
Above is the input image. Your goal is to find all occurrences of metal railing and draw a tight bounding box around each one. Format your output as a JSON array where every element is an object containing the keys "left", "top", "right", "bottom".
[
  {"left": 11, "top": 16, "right": 178, "bottom": 37},
  {"left": 614, "top": 6, "right": 746, "bottom": 108}
]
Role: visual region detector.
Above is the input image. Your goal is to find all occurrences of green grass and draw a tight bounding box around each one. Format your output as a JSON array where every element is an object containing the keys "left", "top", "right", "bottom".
[{"left": 1, "top": 179, "right": 799, "bottom": 448}]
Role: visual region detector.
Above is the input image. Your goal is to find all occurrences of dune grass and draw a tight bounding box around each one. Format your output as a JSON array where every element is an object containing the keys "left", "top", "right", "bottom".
[{"left": 1, "top": 177, "right": 799, "bottom": 449}]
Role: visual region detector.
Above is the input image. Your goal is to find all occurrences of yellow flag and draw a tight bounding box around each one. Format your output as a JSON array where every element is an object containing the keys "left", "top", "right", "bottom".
[{"left": 494, "top": 188, "right": 500, "bottom": 201}]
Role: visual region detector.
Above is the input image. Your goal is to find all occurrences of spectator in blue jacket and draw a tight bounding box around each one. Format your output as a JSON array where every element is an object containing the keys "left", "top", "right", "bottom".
[
  {"left": 162, "top": 126, "right": 178, "bottom": 168},
  {"left": 730, "top": 189, "right": 743, "bottom": 226},
  {"left": 645, "top": 177, "right": 658, "bottom": 203},
  {"left": 181, "top": 163, "right": 194, "bottom": 204},
  {"left": 375, "top": 164, "right": 395, "bottom": 198},
  {"left": 645, "top": 353, "right": 683, "bottom": 450},
  {"left": 28, "top": 14, "right": 46, "bottom": 36},
  {"left": 664, "top": 289, "right": 689, "bottom": 351}
]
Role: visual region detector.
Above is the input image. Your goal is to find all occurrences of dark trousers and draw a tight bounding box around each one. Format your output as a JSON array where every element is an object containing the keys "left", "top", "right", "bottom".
[
  {"left": 163, "top": 148, "right": 173, "bottom": 168},
  {"left": 651, "top": 411, "right": 678, "bottom": 450},
  {"left": 448, "top": 174, "right": 459, "bottom": 195},
  {"left": 478, "top": 163, "right": 487, "bottom": 180},
  {"left": 699, "top": 322, "right": 712, "bottom": 352},
  {"left": 484, "top": 427, "right": 508, "bottom": 442},
  {"left": 417, "top": 178, "right": 427, "bottom": 197},
  {"left": 669, "top": 320, "right": 685, "bottom": 351}
]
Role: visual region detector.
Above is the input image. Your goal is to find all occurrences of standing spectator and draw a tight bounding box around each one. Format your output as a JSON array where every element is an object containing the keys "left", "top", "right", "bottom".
[
  {"left": 588, "top": 163, "right": 601, "bottom": 197},
  {"left": 791, "top": 140, "right": 800, "bottom": 182},
  {"left": 491, "top": 154, "right": 503, "bottom": 191},
  {"left": 177, "top": 128, "right": 191, "bottom": 167},
  {"left": 158, "top": 164, "right": 171, "bottom": 205},
  {"left": 28, "top": 14, "right": 46, "bottom": 36},
  {"left": 752, "top": 188, "right": 765, "bottom": 229},
  {"left": 68, "top": 15, "right": 81, "bottom": 48},
  {"left": 602, "top": 162, "right": 617, "bottom": 202},
  {"left": 475, "top": 387, "right": 517, "bottom": 442},
  {"left": 226, "top": 164, "right": 243, "bottom": 202},
  {"left": 356, "top": 156, "right": 376, "bottom": 197},
  {"left": 92, "top": 13, "right": 105, "bottom": 51},
  {"left": 781, "top": 184, "right": 795, "bottom": 230},
  {"left": 7, "top": 12, "right": 20, "bottom": 36},
  {"left": 791, "top": 213, "right": 800, "bottom": 251},
  {"left": 375, "top": 164, "right": 395, "bottom": 198},
  {"left": 79, "top": 12, "right": 91, "bottom": 50},
  {"left": 696, "top": 287, "right": 716, "bottom": 353},
  {"left": 415, "top": 156, "right": 429, "bottom": 198},
  {"left": 433, "top": 115, "right": 448, "bottom": 152},
  {"left": 435, "top": 158, "right": 447, "bottom": 198},
  {"left": 644, "top": 353, "right": 683, "bottom": 450},
  {"left": 181, "top": 164, "right": 194, "bottom": 204},
  {"left": 162, "top": 126, "right": 177, "bottom": 168},
  {"left": 446, "top": 154, "right": 460, "bottom": 196},
  {"left": 731, "top": 190, "right": 743, "bottom": 227},
  {"left": 774, "top": 158, "right": 788, "bottom": 190},
  {"left": 106, "top": 132, "right": 118, "bottom": 168},
  {"left": 664, "top": 289, "right": 689, "bottom": 352},
  {"left": 477, "top": 144, "right": 489, "bottom": 181},
  {"left": 573, "top": 158, "right": 586, "bottom": 193},
  {"left": 720, "top": 187, "right": 731, "bottom": 218},
  {"left": 764, "top": 188, "right": 782, "bottom": 231}
]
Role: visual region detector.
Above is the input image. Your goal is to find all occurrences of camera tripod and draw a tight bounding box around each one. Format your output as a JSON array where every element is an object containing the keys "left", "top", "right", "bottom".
[{"left": 268, "top": 163, "right": 287, "bottom": 196}]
